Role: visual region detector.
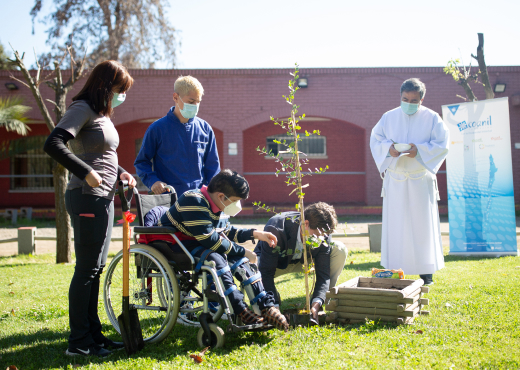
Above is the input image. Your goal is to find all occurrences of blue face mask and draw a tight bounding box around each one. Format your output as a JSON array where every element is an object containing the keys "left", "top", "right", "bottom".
[
  {"left": 401, "top": 101, "right": 419, "bottom": 115},
  {"left": 112, "top": 93, "right": 126, "bottom": 108},
  {"left": 178, "top": 96, "right": 199, "bottom": 119}
]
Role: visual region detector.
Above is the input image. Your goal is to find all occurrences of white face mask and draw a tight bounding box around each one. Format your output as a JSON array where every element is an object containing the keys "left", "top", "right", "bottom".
[
  {"left": 178, "top": 96, "right": 199, "bottom": 119},
  {"left": 220, "top": 195, "right": 242, "bottom": 217}
]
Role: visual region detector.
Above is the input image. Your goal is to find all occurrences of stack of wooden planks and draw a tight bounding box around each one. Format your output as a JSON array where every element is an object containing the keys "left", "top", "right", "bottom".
[{"left": 325, "top": 277, "right": 430, "bottom": 325}]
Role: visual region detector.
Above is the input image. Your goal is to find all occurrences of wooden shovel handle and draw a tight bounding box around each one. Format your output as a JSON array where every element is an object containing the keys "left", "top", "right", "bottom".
[{"left": 123, "top": 220, "right": 130, "bottom": 297}]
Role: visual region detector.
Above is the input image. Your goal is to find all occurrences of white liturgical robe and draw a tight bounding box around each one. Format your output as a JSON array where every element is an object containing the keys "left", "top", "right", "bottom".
[{"left": 370, "top": 105, "right": 449, "bottom": 275}]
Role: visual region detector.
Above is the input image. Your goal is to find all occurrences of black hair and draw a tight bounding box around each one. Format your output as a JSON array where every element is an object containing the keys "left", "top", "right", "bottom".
[
  {"left": 208, "top": 169, "right": 250, "bottom": 199},
  {"left": 400, "top": 78, "right": 426, "bottom": 99},
  {"left": 304, "top": 202, "right": 338, "bottom": 233},
  {"left": 73, "top": 60, "right": 134, "bottom": 117}
]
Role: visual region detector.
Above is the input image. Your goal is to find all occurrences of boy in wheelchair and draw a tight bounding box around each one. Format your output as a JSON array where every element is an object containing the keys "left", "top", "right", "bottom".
[{"left": 145, "top": 169, "right": 289, "bottom": 330}]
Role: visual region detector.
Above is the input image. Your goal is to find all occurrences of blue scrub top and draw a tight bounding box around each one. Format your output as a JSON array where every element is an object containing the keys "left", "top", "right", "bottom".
[{"left": 134, "top": 107, "right": 220, "bottom": 196}]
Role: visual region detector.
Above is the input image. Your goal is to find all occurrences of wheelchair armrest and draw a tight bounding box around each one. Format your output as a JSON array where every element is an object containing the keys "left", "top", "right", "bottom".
[{"left": 134, "top": 226, "right": 179, "bottom": 234}]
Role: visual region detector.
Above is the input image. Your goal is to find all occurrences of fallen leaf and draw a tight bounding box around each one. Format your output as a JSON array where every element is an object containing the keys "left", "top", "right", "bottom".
[
  {"left": 350, "top": 261, "right": 354, "bottom": 265},
  {"left": 7, "top": 366, "right": 18, "bottom": 370},
  {"left": 8, "top": 282, "right": 13, "bottom": 286},
  {"left": 469, "top": 284, "right": 473, "bottom": 289},
  {"left": 190, "top": 346, "right": 210, "bottom": 364},
  {"left": 190, "top": 354, "right": 203, "bottom": 364},
  {"left": 10, "top": 309, "right": 15, "bottom": 316},
  {"left": 8, "top": 292, "right": 14, "bottom": 295},
  {"left": 445, "top": 303, "right": 452, "bottom": 308},
  {"left": 200, "top": 346, "right": 210, "bottom": 355},
  {"left": 414, "top": 330, "right": 424, "bottom": 334}
]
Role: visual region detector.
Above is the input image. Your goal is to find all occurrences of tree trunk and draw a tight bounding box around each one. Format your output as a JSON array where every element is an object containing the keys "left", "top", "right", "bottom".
[
  {"left": 54, "top": 163, "right": 72, "bottom": 263},
  {"left": 53, "top": 65, "right": 73, "bottom": 263},
  {"left": 460, "top": 79, "right": 477, "bottom": 102},
  {"left": 475, "top": 33, "right": 494, "bottom": 100}
]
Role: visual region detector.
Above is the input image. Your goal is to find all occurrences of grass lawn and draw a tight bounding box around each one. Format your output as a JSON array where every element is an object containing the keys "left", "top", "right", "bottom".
[{"left": 1, "top": 248, "right": 519, "bottom": 369}]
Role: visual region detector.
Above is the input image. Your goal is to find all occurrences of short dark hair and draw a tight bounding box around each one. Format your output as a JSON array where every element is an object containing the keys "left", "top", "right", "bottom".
[
  {"left": 400, "top": 78, "right": 426, "bottom": 99},
  {"left": 208, "top": 169, "right": 250, "bottom": 199},
  {"left": 73, "top": 60, "right": 134, "bottom": 117},
  {"left": 304, "top": 202, "right": 337, "bottom": 233}
]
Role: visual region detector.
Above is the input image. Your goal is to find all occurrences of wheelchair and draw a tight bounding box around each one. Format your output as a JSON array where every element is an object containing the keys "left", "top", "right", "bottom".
[{"left": 102, "top": 181, "right": 269, "bottom": 348}]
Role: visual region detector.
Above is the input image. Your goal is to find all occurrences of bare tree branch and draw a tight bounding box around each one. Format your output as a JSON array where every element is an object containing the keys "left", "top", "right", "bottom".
[{"left": 9, "top": 45, "right": 55, "bottom": 132}]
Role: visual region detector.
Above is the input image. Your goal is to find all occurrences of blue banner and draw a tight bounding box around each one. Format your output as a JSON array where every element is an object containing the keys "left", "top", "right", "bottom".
[{"left": 442, "top": 98, "right": 517, "bottom": 256}]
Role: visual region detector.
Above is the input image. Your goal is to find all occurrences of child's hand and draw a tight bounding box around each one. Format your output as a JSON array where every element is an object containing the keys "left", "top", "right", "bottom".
[
  {"left": 244, "top": 249, "right": 257, "bottom": 264},
  {"left": 253, "top": 231, "right": 277, "bottom": 247}
]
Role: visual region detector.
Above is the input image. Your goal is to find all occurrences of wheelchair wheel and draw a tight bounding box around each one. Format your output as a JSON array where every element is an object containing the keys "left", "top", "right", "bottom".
[
  {"left": 103, "top": 244, "right": 180, "bottom": 343},
  {"left": 197, "top": 323, "right": 225, "bottom": 349}
]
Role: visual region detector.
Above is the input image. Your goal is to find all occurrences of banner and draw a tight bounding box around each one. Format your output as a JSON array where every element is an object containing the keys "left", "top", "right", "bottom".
[{"left": 442, "top": 97, "right": 517, "bottom": 256}]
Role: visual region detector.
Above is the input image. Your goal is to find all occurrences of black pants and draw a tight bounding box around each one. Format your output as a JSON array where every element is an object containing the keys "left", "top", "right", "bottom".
[{"left": 65, "top": 188, "right": 114, "bottom": 348}]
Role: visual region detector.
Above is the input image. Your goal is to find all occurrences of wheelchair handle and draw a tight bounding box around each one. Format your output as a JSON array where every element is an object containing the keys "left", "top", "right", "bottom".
[
  {"left": 147, "top": 185, "right": 177, "bottom": 195},
  {"left": 118, "top": 180, "right": 134, "bottom": 212}
]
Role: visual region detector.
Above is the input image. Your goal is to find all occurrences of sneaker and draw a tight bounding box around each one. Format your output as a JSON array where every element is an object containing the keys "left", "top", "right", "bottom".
[
  {"left": 419, "top": 274, "right": 434, "bottom": 286},
  {"left": 239, "top": 307, "right": 265, "bottom": 325},
  {"left": 262, "top": 306, "right": 289, "bottom": 331},
  {"left": 97, "top": 337, "right": 125, "bottom": 350},
  {"left": 65, "top": 345, "right": 111, "bottom": 357}
]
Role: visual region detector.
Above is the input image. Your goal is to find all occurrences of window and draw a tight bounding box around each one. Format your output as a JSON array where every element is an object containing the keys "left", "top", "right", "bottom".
[
  {"left": 9, "top": 136, "right": 54, "bottom": 191},
  {"left": 266, "top": 134, "right": 327, "bottom": 158}
]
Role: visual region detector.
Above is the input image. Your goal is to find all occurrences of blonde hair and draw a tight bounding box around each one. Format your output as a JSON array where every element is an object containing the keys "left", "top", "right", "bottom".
[{"left": 174, "top": 75, "right": 204, "bottom": 97}]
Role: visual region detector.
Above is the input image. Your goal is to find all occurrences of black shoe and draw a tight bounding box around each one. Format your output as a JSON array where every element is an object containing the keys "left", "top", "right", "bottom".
[
  {"left": 419, "top": 274, "right": 434, "bottom": 285},
  {"left": 65, "top": 344, "right": 112, "bottom": 357},
  {"left": 97, "top": 337, "right": 125, "bottom": 350}
]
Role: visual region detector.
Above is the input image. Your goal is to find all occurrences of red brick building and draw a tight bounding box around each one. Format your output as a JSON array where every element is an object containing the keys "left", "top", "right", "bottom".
[{"left": 1, "top": 67, "right": 519, "bottom": 212}]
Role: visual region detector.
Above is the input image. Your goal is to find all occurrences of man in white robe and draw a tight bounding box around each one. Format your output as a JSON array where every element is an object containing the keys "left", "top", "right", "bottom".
[{"left": 370, "top": 78, "right": 449, "bottom": 285}]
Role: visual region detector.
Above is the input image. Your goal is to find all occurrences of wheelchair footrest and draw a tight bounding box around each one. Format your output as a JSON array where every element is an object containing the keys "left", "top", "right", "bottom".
[{"left": 227, "top": 323, "right": 273, "bottom": 333}]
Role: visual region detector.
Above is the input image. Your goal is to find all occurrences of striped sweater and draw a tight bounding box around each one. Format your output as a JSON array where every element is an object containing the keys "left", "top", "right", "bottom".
[{"left": 158, "top": 189, "right": 254, "bottom": 256}]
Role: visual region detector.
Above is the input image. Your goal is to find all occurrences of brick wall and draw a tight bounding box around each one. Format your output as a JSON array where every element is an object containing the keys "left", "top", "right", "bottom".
[{"left": 1, "top": 66, "right": 519, "bottom": 209}]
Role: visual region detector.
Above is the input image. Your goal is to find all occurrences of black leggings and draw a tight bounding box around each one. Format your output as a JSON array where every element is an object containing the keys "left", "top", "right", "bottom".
[{"left": 65, "top": 188, "right": 114, "bottom": 348}]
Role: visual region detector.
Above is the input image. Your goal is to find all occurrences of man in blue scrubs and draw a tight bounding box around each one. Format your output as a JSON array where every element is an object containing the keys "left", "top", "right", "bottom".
[{"left": 135, "top": 76, "right": 220, "bottom": 195}]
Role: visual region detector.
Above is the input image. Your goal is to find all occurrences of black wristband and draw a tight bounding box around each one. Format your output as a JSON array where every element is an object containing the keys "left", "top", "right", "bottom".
[{"left": 250, "top": 229, "right": 257, "bottom": 244}]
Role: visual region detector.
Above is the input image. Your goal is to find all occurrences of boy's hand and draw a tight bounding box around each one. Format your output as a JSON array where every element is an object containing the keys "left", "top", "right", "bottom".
[
  {"left": 253, "top": 230, "right": 277, "bottom": 247},
  {"left": 244, "top": 249, "right": 257, "bottom": 264}
]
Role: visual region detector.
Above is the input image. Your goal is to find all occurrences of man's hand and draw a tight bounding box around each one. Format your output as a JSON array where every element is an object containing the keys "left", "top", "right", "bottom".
[
  {"left": 120, "top": 172, "right": 136, "bottom": 188},
  {"left": 253, "top": 230, "right": 277, "bottom": 247},
  {"left": 403, "top": 143, "right": 418, "bottom": 158},
  {"left": 151, "top": 181, "right": 169, "bottom": 194},
  {"left": 389, "top": 144, "right": 400, "bottom": 157},
  {"left": 244, "top": 248, "right": 257, "bottom": 264},
  {"left": 85, "top": 170, "right": 102, "bottom": 188}
]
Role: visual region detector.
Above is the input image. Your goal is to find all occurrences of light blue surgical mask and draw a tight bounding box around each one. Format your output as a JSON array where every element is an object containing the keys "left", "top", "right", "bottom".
[
  {"left": 178, "top": 96, "right": 199, "bottom": 119},
  {"left": 401, "top": 101, "right": 419, "bottom": 115},
  {"left": 112, "top": 93, "right": 126, "bottom": 108}
]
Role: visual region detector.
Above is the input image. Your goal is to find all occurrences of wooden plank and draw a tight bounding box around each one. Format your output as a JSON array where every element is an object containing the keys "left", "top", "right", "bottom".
[
  {"left": 329, "top": 299, "right": 402, "bottom": 310},
  {"left": 397, "top": 300, "right": 419, "bottom": 313},
  {"left": 420, "top": 298, "right": 429, "bottom": 306},
  {"left": 336, "top": 286, "right": 404, "bottom": 298},
  {"left": 421, "top": 286, "right": 430, "bottom": 293},
  {"left": 405, "top": 287, "right": 422, "bottom": 300},
  {"left": 330, "top": 305, "right": 420, "bottom": 317},
  {"left": 335, "top": 312, "right": 403, "bottom": 322},
  {"left": 359, "top": 277, "right": 415, "bottom": 288},
  {"left": 401, "top": 279, "right": 424, "bottom": 297},
  {"left": 325, "top": 292, "right": 421, "bottom": 304}
]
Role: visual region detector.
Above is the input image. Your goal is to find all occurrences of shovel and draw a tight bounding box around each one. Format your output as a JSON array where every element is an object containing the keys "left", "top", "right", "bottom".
[{"left": 117, "top": 180, "right": 145, "bottom": 355}]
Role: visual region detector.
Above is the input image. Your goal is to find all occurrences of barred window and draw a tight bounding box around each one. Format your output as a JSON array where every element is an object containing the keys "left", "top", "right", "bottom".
[
  {"left": 266, "top": 134, "right": 326, "bottom": 157},
  {"left": 9, "top": 136, "right": 54, "bottom": 191}
]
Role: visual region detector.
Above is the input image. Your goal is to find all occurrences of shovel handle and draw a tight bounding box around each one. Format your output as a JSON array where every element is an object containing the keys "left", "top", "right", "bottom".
[{"left": 123, "top": 219, "right": 130, "bottom": 299}]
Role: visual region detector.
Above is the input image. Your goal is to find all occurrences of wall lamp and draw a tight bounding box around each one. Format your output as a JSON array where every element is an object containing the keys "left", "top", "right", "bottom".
[
  {"left": 297, "top": 78, "right": 308, "bottom": 88},
  {"left": 5, "top": 82, "right": 18, "bottom": 91},
  {"left": 494, "top": 83, "right": 506, "bottom": 93}
]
